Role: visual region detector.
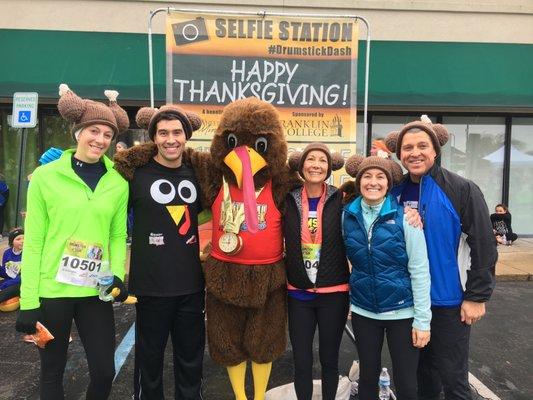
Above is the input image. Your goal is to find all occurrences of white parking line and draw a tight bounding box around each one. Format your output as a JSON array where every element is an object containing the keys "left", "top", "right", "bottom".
[
  {"left": 114, "top": 322, "right": 136, "bottom": 381},
  {"left": 469, "top": 372, "right": 501, "bottom": 400}
]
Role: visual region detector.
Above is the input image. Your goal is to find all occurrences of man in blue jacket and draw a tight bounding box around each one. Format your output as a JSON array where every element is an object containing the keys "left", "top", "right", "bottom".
[{"left": 385, "top": 115, "right": 497, "bottom": 400}]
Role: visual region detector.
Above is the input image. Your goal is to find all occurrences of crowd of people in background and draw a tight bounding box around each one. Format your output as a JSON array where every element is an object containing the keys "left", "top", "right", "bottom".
[{"left": 0, "top": 88, "right": 500, "bottom": 400}]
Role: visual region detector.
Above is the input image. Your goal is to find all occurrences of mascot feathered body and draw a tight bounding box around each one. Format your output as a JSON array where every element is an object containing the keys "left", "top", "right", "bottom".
[{"left": 192, "top": 98, "right": 298, "bottom": 400}]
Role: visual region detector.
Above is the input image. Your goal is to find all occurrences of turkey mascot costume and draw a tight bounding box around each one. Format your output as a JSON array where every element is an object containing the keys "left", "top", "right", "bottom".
[{"left": 116, "top": 97, "right": 301, "bottom": 400}]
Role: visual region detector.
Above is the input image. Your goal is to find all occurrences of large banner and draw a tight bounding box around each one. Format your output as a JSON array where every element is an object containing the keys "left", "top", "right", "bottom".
[{"left": 166, "top": 12, "right": 358, "bottom": 185}]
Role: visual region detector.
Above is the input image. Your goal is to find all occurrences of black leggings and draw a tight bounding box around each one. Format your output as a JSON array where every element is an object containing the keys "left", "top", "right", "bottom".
[
  {"left": 38, "top": 296, "right": 116, "bottom": 400},
  {"left": 288, "top": 292, "right": 349, "bottom": 400},
  {"left": 0, "top": 283, "right": 20, "bottom": 303},
  {"left": 351, "top": 313, "right": 419, "bottom": 400}
]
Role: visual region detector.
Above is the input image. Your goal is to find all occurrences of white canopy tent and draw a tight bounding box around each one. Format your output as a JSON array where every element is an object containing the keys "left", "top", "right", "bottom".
[{"left": 483, "top": 145, "right": 533, "bottom": 165}]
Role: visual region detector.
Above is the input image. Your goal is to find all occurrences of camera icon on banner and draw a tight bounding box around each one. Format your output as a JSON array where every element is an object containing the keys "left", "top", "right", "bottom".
[{"left": 172, "top": 17, "right": 209, "bottom": 46}]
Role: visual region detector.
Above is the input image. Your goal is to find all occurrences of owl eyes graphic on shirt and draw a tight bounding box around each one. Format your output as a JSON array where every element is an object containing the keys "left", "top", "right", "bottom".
[
  {"left": 150, "top": 179, "right": 197, "bottom": 235},
  {"left": 150, "top": 179, "right": 197, "bottom": 205}
]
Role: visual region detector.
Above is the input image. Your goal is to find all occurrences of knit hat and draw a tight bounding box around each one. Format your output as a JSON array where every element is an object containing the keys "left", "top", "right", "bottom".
[
  {"left": 8, "top": 228, "right": 24, "bottom": 247},
  {"left": 57, "top": 84, "right": 130, "bottom": 140},
  {"left": 116, "top": 141, "right": 128, "bottom": 150},
  {"left": 288, "top": 142, "right": 344, "bottom": 180},
  {"left": 135, "top": 105, "right": 202, "bottom": 140},
  {"left": 39, "top": 147, "right": 63, "bottom": 165},
  {"left": 385, "top": 115, "right": 450, "bottom": 159},
  {"left": 345, "top": 154, "right": 404, "bottom": 193}
]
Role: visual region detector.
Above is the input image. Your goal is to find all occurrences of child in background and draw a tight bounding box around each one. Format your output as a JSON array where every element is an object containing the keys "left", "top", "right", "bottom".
[
  {"left": 0, "top": 228, "right": 24, "bottom": 304},
  {"left": 490, "top": 204, "right": 518, "bottom": 245}
]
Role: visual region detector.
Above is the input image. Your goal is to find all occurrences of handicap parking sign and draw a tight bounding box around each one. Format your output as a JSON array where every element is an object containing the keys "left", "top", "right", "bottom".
[
  {"left": 12, "top": 92, "right": 38, "bottom": 128},
  {"left": 18, "top": 111, "right": 31, "bottom": 123}
]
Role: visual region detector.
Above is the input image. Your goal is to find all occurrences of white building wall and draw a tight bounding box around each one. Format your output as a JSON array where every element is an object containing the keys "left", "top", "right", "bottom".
[{"left": 1, "top": 0, "right": 533, "bottom": 43}]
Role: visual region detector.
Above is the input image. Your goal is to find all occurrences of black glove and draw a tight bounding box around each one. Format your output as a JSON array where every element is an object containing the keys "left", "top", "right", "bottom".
[
  {"left": 105, "top": 276, "right": 128, "bottom": 303},
  {"left": 15, "top": 308, "right": 42, "bottom": 334}
]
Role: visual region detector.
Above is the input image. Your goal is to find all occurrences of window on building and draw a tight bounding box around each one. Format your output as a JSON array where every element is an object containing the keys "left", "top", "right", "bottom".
[
  {"left": 41, "top": 112, "right": 74, "bottom": 152},
  {"left": 441, "top": 116, "right": 505, "bottom": 212},
  {"left": 0, "top": 109, "right": 40, "bottom": 231},
  {"left": 509, "top": 118, "right": 533, "bottom": 235}
]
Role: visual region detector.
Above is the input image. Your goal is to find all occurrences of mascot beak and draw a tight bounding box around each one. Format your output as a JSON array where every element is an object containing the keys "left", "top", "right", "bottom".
[
  {"left": 223, "top": 146, "right": 267, "bottom": 189},
  {"left": 223, "top": 146, "right": 266, "bottom": 234}
]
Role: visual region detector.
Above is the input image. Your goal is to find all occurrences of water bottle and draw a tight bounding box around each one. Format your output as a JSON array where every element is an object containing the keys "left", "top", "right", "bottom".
[
  {"left": 378, "top": 367, "right": 391, "bottom": 400},
  {"left": 98, "top": 275, "right": 114, "bottom": 302}
]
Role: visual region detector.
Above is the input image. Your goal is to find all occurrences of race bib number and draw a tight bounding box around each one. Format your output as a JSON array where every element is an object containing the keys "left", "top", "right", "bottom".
[
  {"left": 4, "top": 261, "right": 21, "bottom": 279},
  {"left": 302, "top": 243, "right": 321, "bottom": 284},
  {"left": 55, "top": 239, "right": 108, "bottom": 288}
]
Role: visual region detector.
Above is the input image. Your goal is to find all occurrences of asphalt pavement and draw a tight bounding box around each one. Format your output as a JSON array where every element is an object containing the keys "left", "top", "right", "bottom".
[{"left": 0, "top": 281, "right": 531, "bottom": 399}]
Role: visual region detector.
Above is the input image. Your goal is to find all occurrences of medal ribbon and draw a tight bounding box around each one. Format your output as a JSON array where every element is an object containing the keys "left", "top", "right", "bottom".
[
  {"left": 222, "top": 178, "right": 245, "bottom": 234},
  {"left": 301, "top": 183, "right": 327, "bottom": 245}
]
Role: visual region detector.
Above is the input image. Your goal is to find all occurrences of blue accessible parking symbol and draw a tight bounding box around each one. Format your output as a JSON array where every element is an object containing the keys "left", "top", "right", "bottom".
[{"left": 18, "top": 111, "right": 31, "bottom": 123}]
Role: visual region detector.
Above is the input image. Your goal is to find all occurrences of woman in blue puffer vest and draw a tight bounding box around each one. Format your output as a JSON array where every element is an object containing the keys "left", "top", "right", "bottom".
[{"left": 342, "top": 155, "right": 431, "bottom": 400}]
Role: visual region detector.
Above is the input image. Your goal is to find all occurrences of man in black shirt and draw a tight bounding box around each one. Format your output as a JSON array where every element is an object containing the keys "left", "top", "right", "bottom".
[{"left": 115, "top": 105, "right": 205, "bottom": 400}]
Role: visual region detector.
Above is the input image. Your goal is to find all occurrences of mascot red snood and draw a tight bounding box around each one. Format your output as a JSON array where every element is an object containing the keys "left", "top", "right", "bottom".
[{"left": 116, "top": 97, "right": 300, "bottom": 400}]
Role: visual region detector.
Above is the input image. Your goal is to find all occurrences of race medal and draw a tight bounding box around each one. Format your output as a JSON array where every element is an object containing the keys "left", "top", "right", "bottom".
[
  {"left": 218, "top": 232, "right": 243, "bottom": 255},
  {"left": 55, "top": 239, "right": 107, "bottom": 288},
  {"left": 219, "top": 178, "right": 246, "bottom": 255}
]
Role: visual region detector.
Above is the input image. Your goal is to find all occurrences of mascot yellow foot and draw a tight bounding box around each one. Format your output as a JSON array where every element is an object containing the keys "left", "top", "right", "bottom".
[
  {"left": 227, "top": 361, "right": 272, "bottom": 400},
  {"left": 252, "top": 361, "right": 272, "bottom": 400},
  {"left": 227, "top": 361, "right": 247, "bottom": 400}
]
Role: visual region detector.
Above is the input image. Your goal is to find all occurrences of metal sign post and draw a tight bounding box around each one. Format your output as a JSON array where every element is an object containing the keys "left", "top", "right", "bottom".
[
  {"left": 11, "top": 92, "right": 38, "bottom": 227},
  {"left": 14, "top": 128, "right": 28, "bottom": 228},
  {"left": 147, "top": 8, "right": 371, "bottom": 155}
]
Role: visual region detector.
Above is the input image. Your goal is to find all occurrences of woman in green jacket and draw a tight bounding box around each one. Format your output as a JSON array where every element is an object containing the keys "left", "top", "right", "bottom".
[{"left": 15, "top": 85, "right": 130, "bottom": 400}]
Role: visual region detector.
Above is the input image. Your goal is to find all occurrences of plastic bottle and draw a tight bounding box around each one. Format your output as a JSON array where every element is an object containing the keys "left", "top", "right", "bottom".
[
  {"left": 378, "top": 367, "right": 391, "bottom": 400},
  {"left": 98, "top": 275, "right": 115, "bottom": 302}
]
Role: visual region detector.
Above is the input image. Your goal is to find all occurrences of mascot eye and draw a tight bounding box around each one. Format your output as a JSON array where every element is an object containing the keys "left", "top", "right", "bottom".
[
  {"left": 177, "top": 180, "right": 198, "bottom": 204},
  {"left": 227, "top": 133, "right": 238, "bottom": 149},
  {"left": 150, "top": 179, "right": 175, "bottom": 204},
  {"left": 254, "top": 137, "right": 268, "bottom": 154}
]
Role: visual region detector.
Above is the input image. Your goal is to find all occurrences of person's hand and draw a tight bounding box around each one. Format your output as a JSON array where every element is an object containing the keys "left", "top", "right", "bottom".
[
  {"left": 15, "top": 308, "right": 42, "bottom": 334},
  {"left": 461, "top": 300, "right": 486, "bottom": 325},
  {"left": 412, "top": 328, "right": 430, "bottom": 348},
  {"left": 106, "top": 276, "right": 128, "bottom": 303},
  {"left": 404, "top": 206, "right": 423, "bottom": 229}
]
